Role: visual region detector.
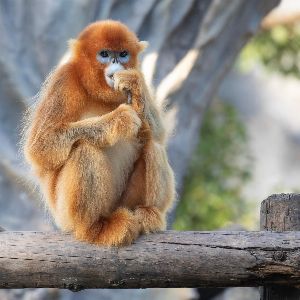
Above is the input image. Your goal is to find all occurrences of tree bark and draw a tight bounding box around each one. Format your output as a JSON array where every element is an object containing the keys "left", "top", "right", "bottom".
[
  {"left": 1, "top": 230, "right": 300, "bottom": 290},
  {"left": 260, "top": 194, "right": 300, "bottom": 300}
]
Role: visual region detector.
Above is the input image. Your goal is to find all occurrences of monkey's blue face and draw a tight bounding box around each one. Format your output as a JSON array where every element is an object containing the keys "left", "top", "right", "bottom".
[
  {"left": 97, "top": 49, "right": 130, "bottom": 88},
  {"left": 97, "top": 50, "right": 130, "bottom": 64}
]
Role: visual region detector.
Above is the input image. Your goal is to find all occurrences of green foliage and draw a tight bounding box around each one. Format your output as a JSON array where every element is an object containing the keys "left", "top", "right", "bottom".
[
  {"left": 174, "top": 101, "right": 251, "bottom": 230},
  {"left": 239, "top": 22, "right": 300, "bottom": 77}
]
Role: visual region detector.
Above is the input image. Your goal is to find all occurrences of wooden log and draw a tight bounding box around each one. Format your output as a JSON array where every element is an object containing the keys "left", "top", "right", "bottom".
[
  {"left": 1, "top": 230, "right": 300, "bottom": 290},
  {"left": 260, "top": 193, "right": 300, "bottom": 300}
]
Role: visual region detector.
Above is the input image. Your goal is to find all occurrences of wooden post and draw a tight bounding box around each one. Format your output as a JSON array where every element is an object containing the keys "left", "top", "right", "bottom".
[{"left": 260, "top": 194, "right": 300, "bottom": 300}]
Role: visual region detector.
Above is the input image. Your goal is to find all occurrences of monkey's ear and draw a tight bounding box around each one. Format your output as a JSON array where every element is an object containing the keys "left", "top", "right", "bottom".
[{"left": 139, "top": 41, "right": 149, "bottom": 52}]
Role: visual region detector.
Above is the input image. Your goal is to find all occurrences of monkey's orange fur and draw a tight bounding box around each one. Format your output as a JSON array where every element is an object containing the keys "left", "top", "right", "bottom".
[{"left": 24, "top": 20, "right": 175, "bottom": 246}]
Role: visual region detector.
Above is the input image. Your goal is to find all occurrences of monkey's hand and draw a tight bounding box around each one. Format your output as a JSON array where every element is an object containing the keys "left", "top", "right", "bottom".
[
  {"left": 113, "top": 69, "right": 145, "bottom": 116},
  {"left": 113, "top": 103, "right": 142, "bottom": 140}
]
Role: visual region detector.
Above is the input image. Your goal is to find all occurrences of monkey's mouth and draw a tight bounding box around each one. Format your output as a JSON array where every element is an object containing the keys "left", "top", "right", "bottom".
[{"left": 104, "top": 63, "right": 125, "bottom": 89}]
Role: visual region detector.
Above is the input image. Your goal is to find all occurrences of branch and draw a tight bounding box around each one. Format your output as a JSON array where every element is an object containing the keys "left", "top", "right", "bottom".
[{"left": 1, "top": 230, "right": 300, "bottom": 290}]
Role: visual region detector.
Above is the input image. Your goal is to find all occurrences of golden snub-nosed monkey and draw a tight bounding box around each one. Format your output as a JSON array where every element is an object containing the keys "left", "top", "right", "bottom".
[{"left": 24, "top": 20, "right": 175, "bottom": 246}]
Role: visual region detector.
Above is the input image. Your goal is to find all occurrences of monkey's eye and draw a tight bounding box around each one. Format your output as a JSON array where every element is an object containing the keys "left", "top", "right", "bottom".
[
  {"left": 100, "top": 50, "right": 109, "bottom": 58},
  {"left": 119, "top": 51, "right": 128, "bottom": 58},
  {"left": 119, "top": 51, "right": 130, "bottom": 63},
  {"left": 97, "top": 50, "right": 110, "bottom": 64}
]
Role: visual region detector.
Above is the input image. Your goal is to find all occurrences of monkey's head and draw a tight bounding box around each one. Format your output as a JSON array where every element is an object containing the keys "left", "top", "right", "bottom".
[{"left": 70, "top": 20, "right": 147, "bottom": 102}]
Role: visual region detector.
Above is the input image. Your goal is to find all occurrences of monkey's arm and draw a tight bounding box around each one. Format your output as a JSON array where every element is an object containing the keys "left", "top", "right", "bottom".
[
  {"left": 68, "top": 105, "right": 141, "bottom": 147},
  {"left": 25, "top": 104, "right": 141, "bottom": 171},
  {"left": 114, "top": 69, "right": 166, "bottom": 143}
]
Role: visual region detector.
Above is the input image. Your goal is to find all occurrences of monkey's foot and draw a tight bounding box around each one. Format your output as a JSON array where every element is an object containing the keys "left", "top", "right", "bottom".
[
  {"left": 95, "top": 208, "right": 141, "bottom": 246},
  {"left": 134, "top": 206, "right": 165, "bottom": 234}
]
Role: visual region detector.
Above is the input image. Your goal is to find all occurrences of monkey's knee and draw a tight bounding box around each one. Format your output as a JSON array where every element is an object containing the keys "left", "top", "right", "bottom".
[{"left": 55, "top": 144, "right": 116, "bottom": 221}]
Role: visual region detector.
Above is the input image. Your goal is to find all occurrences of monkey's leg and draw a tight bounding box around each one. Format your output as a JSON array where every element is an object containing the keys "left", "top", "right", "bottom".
[
  {"left": 54, "top": 143, "right": 141, "bottom": 246},
  {"left": 138, "top": 140, "right": 175, "bottom": 233},
  {"left": 122, "top": 140, "right": 175, "bottom": 233},
  {"left": 120, "top": 156, "right": 146, "bottom": 209}
]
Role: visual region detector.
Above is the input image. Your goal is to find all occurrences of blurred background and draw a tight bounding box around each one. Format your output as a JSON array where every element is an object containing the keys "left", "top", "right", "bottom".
[{"left": 0, "top": 0, "right": 299, "bottom": 299}]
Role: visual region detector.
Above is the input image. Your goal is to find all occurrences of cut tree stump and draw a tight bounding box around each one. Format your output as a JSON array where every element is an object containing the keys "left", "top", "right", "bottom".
[{"left": 260, "top": 194, "right": 300, "bottom": 300}]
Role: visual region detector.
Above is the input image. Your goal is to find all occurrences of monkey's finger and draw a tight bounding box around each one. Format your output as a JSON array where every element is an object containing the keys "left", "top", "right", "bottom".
[{"left": 127, "top": 91, "right": 132, "bottom": 104}]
